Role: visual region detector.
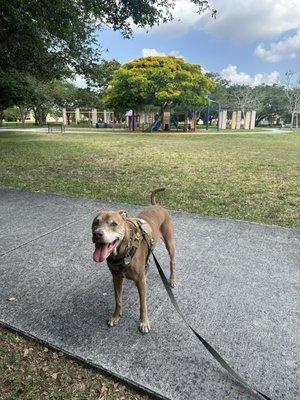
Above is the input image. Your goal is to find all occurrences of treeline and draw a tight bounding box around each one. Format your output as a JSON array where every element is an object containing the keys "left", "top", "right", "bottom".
[
  {"left": 1, "top": 58, "right": 299, "bottom": 127},
  {"left": 1, "top": 61, "right": 120, "bottom": 126},
  {"left": 202, "top": 72, "right": 300, "bottom": 127},
  {"left": 1, "top": 1, "right": 299, "bottom": 127},
  {"left": 1, "top": 0, "right": 191, "bottom": 124}
]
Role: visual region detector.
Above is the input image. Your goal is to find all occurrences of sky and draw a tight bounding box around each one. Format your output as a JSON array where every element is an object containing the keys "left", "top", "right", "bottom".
[{"left": 77, "top": 0, "right": 300, "bottom": 86}]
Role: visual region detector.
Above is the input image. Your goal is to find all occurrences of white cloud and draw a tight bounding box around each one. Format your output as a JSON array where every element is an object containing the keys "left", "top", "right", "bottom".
[
  {"left": 220, "top": 65, "right": 280, "bottom": 86},
  {"left": 201, "top": 0, "right": 300, "bottom": 42},
  {"left": 255, "top": 30, "right": 300, "bottom": 62},
  {"left": 141, "top": 48, "right": 166, "bottom": 57},
  {"left": 135, "top": 0, "right": 300, "bottom": 43},
  {"left": 134, "top": 1, "right": 201, "bottom": 37},
  {"left": 141, "top": 48, "right": 183, "bottom": 58}
]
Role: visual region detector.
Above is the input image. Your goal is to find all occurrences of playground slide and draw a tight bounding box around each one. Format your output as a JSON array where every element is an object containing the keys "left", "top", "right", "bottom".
[
  {"left": 170, "top": 114, "right": 178, "bottom": 129},
  {"left": 148, "top": 116, "right": 162, "bottom": 132}
]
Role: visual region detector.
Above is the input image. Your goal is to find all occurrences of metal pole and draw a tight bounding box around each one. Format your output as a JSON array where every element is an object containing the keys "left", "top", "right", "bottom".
[
  {"left": 205, "top": 102, "right": 210, "bottom": 131},
  {"left": 132, "top": 109, "right": 135, "bottom": 131},
  {"left": 193, "top": 110, "right": 196, "bottom": 132}
]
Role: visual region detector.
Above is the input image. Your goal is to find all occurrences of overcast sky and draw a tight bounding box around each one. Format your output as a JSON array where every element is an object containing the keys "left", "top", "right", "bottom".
[{"left": 77, "top": 0, "right": 299, "bottom": 87}]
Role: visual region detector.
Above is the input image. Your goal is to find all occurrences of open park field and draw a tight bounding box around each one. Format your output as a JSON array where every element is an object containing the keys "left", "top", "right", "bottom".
[
  {"left": 2, "top": 2, "right": 299, "bottom": 399},
  {"left": 1, "top": 129, "right": 299, "bottom": 400},
  {"left": 1, "top": 129, "right": 299, "bottom": 399},
  {"left": 0, "top": 130, "right": 299, "bottom": 228}
]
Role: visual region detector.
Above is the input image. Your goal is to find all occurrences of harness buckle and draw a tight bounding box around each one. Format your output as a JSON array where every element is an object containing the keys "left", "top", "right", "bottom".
[{"left": 123, "top": 256, "right": 132, "bottom": 266}]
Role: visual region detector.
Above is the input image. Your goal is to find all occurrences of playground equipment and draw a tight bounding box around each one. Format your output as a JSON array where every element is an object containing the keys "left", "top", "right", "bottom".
[
  {"left": 204, "top": 95, "right": 221, "bottom": 131},
  {"left": 148, "top": 116, "right": 162, "bottom": 132},
  {"left": 145, "top": 110, "right": 196, "bottom": 132},
  {"left": 219, "top": 110, "right": 256, "bottom": 130},
  {"left": 204, "top": 95, "right": 257, "bottom": 130},
  {"left": 126, "top": 109, "right": 141, "bottom": 131}
]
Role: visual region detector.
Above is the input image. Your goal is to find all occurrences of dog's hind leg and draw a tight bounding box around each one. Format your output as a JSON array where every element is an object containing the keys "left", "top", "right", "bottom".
[{"left": 160, "top": 218, "right": 176, "bottom": 288}]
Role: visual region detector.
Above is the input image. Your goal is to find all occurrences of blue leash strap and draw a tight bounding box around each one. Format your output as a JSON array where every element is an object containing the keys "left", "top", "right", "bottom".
[{"left": 151, "top": 252, "right": 272, "bottom": 400}]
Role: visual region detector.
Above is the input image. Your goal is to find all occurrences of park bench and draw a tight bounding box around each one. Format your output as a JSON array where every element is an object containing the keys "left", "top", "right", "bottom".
[{"left": 47, "top": 123, "right": 65, "bottom": 133}]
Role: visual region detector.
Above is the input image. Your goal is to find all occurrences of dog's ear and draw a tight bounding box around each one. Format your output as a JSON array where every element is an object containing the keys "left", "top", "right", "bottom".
[{"left": 118, "top": 210, "right": 127, "bottom": 219}]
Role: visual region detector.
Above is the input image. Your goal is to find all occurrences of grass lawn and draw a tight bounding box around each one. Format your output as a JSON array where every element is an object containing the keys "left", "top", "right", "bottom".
[
  {"left": 0, "top": 327, "right": 148, "bottom": 400},
  {"left": 0, "top": 130, "right": 299, "bottom": 227},
  {"left": 1, "top": 121, "right": 37, "bottom": 128},
  {"left": 0, "top": 129, "right": 299, "bottom": 399}
]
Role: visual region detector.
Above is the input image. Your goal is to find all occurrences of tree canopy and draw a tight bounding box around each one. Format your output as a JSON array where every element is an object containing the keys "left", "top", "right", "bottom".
[
  {"left": 0, "top": 1, "right": 212, "bottom": 80},
  {"left": 85, "top": 60, "right": 121, "bottom": 95},
  {"left": 103, "top": 56, "right": 214, "bottom": 111},
  {"left": 202, "top": 73, "right": 289, "bottom": 126},
  {"left": 0, "top": 1, "right": 213, "bottom": 112}
]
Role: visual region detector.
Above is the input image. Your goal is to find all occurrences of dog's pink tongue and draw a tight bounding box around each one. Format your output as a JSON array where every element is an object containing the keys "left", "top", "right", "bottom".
[{"left": 93, "top": 243, "right": 111, "bottom": 262}]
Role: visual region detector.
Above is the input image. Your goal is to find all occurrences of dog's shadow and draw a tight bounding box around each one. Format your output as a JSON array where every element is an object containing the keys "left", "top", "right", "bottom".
[{"left": 45, "top": 272, "right": 145, "bottom": 352}]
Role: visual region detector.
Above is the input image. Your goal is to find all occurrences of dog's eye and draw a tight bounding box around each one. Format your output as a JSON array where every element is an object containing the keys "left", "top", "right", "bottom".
[{"left": 111, "top": 221, "right": 118, "bottom": 227}]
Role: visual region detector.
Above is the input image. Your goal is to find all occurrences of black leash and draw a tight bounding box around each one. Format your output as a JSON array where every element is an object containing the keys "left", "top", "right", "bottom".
[{"left": 151, "top": 251, "right": 272, "bottom": 400}]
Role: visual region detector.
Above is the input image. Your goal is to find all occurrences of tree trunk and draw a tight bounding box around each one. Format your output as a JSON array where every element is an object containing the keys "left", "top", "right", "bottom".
[
  {"left": 192, "top": 110, "right": 196, "bottom": 132},
  {"left": 33, "top": 108, "right": 38, "bottom": 125},
  {"left": 160, "top": 103, "right": 168, "bottom": 131},
  {"left": 296, "top": 113, "right": 299, "bottom": 130},
  {"left": 291, "top": 112, "right": 295, "bottom": 129},
  {"left": 34, "top": 106, "right": 47, "bottom": 126},
  {"left": 255, "top": 114, "right": 268, "bottom": 126},
  {"left": 0, "top": 110, "right": 4, "bottom": 127},
  {"left": 40, "top": 107, "right": 47, "bottom": 125},
  {"left": 20, "top": 108, "right": 27, "bottom": 128}
]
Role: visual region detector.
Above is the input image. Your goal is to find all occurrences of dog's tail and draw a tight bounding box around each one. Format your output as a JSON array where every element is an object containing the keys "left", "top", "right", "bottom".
[{"left": 150, "top": 188, "right": 165, "bottom": 205}]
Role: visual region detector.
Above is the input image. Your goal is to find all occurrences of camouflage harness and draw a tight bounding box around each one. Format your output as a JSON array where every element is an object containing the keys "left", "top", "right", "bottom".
[{"left": 107, "top": 218, "right": 154, "bottom": 273}]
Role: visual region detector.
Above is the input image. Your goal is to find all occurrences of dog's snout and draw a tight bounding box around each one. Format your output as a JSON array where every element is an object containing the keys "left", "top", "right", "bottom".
[{"left": 93, "top": 230, "right": 104, "bottom": 242}]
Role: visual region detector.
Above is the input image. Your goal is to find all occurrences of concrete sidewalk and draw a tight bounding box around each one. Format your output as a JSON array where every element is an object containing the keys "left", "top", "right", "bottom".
[{"left": 0, "top": 187, "right": 299, "bottom": 400}]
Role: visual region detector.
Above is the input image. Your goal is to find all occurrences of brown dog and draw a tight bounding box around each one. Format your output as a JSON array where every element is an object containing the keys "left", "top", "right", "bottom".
[{"left": 92, "top": 189, "right": 176, "bottom": 333}]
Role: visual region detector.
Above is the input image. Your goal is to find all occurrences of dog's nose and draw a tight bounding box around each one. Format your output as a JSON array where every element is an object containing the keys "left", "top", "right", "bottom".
[{"left": 93, "top": 231, "right": 103, "bottom": 241}]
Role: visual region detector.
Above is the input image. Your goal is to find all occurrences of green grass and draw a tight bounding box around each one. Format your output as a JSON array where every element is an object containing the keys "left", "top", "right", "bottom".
[
  {"left": 0, "top": 130, "right": 299, "bottom": 227},
  {"left": 1, "top": 121, "right": 37, "bottom": 128},
  {"left": 0, "top": 129, "right": 299, "bottom": 398},
  {"left": 0, "top": 327, "right": 149, "bottom": 400}
]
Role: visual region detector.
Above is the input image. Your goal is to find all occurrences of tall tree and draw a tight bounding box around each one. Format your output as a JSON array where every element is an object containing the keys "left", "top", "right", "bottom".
[
  {"left": 0, "top": 1, "right": 216, "bottom": 124},
  {"left": 283, "top": 71, "right": 300, "bottom": 129},
  {"left": 0, "top": 1, "right": 214, "bottom": 112},
  {"left": 85, "top": 60, "right": 121, "bottom": 96},
  {"left": 253, "top": 84, "right": 287, "bottom": 126},
  {"left": 103, "top": 56, "right": 214, "bottom": 112},
  {"left": 227, "top": 85, "right": 263, "bottom": 120},
  {"left": 29, "top": 79, "right": 57, "bottom": 126},
  {"left": 0, "top": 69, "right": 36, "bottom": 124},
  {"left": 52, "top": 81, "right": 100, "bottom": 109}
]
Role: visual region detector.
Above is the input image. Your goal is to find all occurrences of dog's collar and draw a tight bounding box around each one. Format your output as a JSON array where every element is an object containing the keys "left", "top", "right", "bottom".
[{"left": 107, "top": 218, "right": 153, "bottom": 269}]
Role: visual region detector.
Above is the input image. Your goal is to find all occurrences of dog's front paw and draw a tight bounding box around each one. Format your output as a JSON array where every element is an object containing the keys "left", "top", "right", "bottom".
[
  {"left": 107, "top": 315, "right": 121, "bottom": 327},
  {"left": 139, "top": 320, "right": 151, "bottom": 334}
]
